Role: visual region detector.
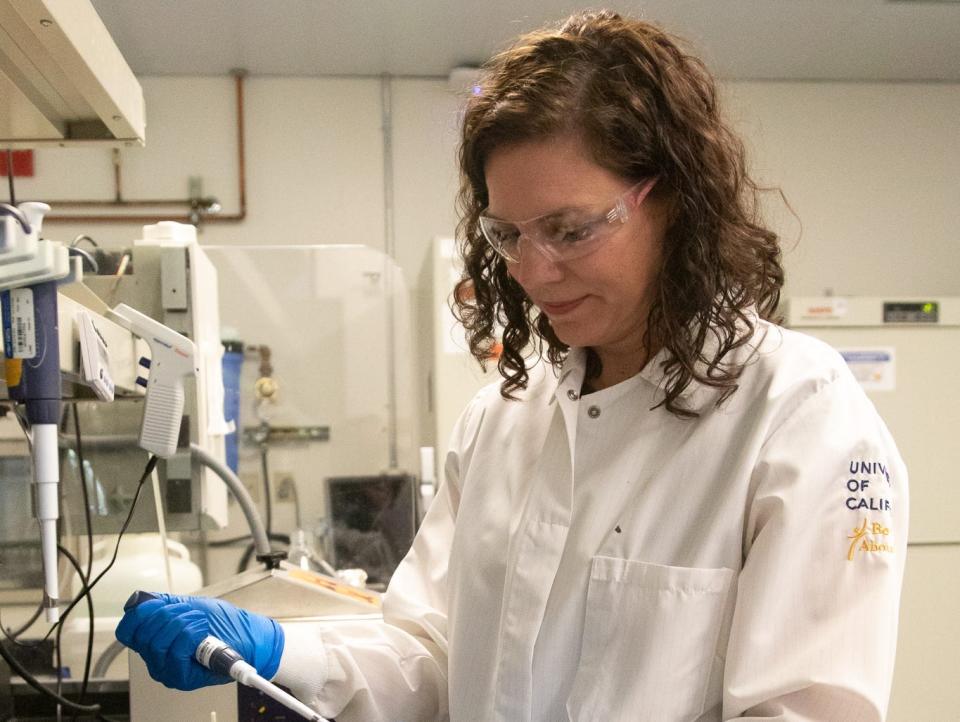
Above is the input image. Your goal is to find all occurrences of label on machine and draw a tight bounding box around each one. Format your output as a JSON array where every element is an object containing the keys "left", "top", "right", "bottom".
[
  {"left": 839, "top": 347, "right": 896, "bottom": 391},
  {"left": 1, "top": 288, "right": 37, "bottom": 358}
]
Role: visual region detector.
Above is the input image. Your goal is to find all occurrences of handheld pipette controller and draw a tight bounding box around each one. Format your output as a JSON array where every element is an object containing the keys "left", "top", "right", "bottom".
[
  {"left": 125, "top": 592, "right": 329, "bottom": 722},
  {"left": 106, "top": 303, "right": 198, "bottom": 458}
]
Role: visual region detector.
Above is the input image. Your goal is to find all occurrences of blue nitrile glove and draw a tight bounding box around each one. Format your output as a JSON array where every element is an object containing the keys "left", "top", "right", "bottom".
[{"left": 115, "top": 592, "right": 285, "bottom": 691}]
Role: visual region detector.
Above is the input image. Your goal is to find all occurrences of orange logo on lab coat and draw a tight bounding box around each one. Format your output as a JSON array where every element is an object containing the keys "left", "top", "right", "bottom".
[{"left": 847, "top": 519, "right": 894, "bottom": 561}]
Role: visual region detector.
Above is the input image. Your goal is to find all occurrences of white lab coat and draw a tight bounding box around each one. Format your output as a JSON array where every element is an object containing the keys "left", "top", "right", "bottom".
[{"left": 274, "top": 320, "right": 908, "bottom": 722}]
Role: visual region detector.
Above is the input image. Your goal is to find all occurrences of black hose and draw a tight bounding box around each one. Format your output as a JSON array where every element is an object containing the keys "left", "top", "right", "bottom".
[
  {"left": 260, "top": 444, "right": 272, "bottom": 535},
  {"left": 0, "top": 626, "right": 100, "bottom": 716},
  {"left": 235, "top": 534, "right": 291, "bottom": 574},
  {"left": 55, "top": 545, "right": 94, "bottom": 720},
  {"left": 70, "top": 405, "right": 96, "bottom": 719}
]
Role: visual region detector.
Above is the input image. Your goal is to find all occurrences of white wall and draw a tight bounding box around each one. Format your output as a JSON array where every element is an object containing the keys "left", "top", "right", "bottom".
[
  {"left": 726, "top": 81, "right": 960, "bottom": 298},
  {"left": 22, "top": 76, "right": 388, "bottom": 248}
]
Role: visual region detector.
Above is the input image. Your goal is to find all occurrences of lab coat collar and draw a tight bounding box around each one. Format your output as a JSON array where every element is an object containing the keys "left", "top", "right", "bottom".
[
  {"left": 549, "top": 311, "right": 765, "bottom": 413},
  {"left": 550, "top": 346, "right": 711, "bottom": 411},
  {"left": 548, "top": 348, "right": 584, "bottom": 406}
]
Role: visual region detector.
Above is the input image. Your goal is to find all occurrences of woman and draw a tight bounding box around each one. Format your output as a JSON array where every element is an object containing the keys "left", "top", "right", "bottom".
[{"left": 118, "top": 11, "right": 907, "bottom": 721}]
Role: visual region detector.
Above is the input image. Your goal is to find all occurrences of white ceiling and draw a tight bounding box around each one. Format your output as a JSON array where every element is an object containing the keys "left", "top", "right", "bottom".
[{"left": 89, "top": 0, "right": 960, "bottom": 81}]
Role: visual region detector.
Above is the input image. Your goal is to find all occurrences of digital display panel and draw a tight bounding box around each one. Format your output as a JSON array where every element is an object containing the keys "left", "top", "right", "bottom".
[{"left": 883, "top": 302, "right": 939, "bottom": 324}]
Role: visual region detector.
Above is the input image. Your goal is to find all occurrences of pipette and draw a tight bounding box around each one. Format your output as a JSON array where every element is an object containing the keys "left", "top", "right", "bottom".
[
  {"left": 195, "top": 636, "right": 328, "bottom": 722},
  {"left": 2, "top": 203, "right": 65, "bottom": 622},
  {"left": 124, "top": 592, "right": 328, "bottom": 722}
]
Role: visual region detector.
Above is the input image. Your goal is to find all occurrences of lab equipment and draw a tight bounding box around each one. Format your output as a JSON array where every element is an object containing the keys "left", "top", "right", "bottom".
[
  {"left": 418, "top": 446, "right": 436, "bottom": 520},
  {"left": 0, "top": 8, "right": 226, "bottom": 717},
  {"left": 190, "top": 441, "right": 272, "bottom": 559},
  {"left": 286, "top": 528, "right": 327, "bottom": 573},
  {"left": 0, "top": 218, "right": 233, "bottom": 722},
  {"left": 0, "top": 203, "right": 70, "bottom": 288},
  {"left": 68, "top": 222, "right": 231, "bottom": 534},
  {"left": 427, "top": 237, "right": 501, "bottom": 491},
  {"left": 1, "top": 202, "right": 72, "bottom": 622},
  {"left": 3, "top": 237, "right": 417, "bottom": 720},
  {"left": 3, "top": 281, "right": 62, "bottom": 622},
  {"left": 325, "top": 473, "right": 417, "bottom": 585},
  {"left": 204, "top": 243, "right": 420, "bottom": 485},
  {"left": 221, "top": 338, "right": 244, "bottom": 472},
  {"left": 72, "top": 536, "right": 203, "bottom": 618},
  {"left": 106, "top": 302, "right": 198, "bottom": 458},
  {"left": 77, "top": 309, "right": 116, "bottom": 401}
]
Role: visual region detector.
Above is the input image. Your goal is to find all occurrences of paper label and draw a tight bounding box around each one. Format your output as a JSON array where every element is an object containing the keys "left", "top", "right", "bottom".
[
  {"left": 800, "top": 297, "right": 848, "bottom": 320},
  {"left": 79, "top": 311, "right": 115, "bottom": 401},
  {"left": 839, "top": 347, "right": 895, "bottom": 391},
  {"left": 285, "top": 567, "right": 381, "bottom": 607},
  {"left": 3, "top": 288, "right": 36, "bottom": 358}
]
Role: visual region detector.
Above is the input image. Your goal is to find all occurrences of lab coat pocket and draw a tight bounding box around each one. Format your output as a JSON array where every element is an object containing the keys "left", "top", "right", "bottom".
[{"left": 565, "top": 557, "right": 734, "bottom": 722}]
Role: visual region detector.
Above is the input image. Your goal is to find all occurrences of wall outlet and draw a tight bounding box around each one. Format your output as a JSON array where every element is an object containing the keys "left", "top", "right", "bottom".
[{"left": 274, "top": 473, "right": 295, "bottom": 500}]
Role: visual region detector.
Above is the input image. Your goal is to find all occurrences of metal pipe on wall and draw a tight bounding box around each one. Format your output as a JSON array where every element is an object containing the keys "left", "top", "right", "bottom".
[
  {"left": 44, "top": 70, "right": 249, "bottom": 225},
  {"left": 381, "top": 73, "right": 399, "bottom": 471}
]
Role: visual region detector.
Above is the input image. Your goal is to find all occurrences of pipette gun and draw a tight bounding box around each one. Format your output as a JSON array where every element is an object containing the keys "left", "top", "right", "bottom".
[{"left": 106, "top": 304, "right": 197, "bottom": 458}]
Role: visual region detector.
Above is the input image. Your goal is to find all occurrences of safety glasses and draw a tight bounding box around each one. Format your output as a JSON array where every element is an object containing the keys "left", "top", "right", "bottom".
[{"left": 478, "top": 178, "right": 657, "bottom": 264}]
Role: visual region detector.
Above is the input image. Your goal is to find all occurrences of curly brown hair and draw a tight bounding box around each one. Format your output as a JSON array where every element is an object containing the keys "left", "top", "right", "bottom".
[{"left": 453, "top": 10, "right": 784, "bottom": 418}]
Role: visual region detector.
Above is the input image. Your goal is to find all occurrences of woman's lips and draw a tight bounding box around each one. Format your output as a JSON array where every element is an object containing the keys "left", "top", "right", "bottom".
[{"left": 540, "top": 297, "right": 587, "bottom": 316}]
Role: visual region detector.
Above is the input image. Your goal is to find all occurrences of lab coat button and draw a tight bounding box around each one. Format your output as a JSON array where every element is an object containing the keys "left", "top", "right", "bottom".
[
  {"left": 587, "top": 405, "right": 601, "bottom": 418},
  {"left": 567, "top": 389, "right": 579, "bottom": 400}
]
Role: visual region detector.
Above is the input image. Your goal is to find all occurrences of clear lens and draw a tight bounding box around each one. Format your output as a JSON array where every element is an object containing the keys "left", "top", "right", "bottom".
[
  {"left": 479, "top": 179, "right": 655, "bottom": 264},
  {"left": 540, "top": 217, "right": 609, "bottom": 249},
  {"left": 479, "top": 217, "right": 522, "bottom": 262}
]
